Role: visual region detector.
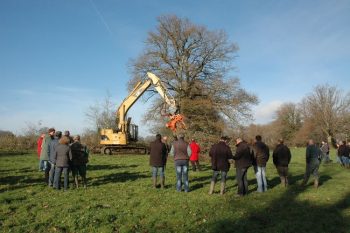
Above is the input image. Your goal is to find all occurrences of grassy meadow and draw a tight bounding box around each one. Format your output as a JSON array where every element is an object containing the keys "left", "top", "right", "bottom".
[{"left": 0, "top": 148, "right": 349, "bottom": 233}]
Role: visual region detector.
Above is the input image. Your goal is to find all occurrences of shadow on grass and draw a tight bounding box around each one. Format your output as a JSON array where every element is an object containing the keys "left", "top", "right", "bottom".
[
  {"left": 87, "top": 164, "right": 138, "bottom": 171},
  {"left": 206, "top": 186, "right": 350, "bottom": 233},
  {"left": 91, "top": 171, "right": 148, "bottom": 186}
]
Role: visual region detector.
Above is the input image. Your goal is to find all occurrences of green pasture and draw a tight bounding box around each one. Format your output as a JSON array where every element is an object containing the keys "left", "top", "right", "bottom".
[{"left": 0, "top": 148, "right": 349, "bottom": 233}]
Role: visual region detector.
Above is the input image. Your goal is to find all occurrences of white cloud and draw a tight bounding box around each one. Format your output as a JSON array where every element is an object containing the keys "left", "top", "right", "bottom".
[{"left": 253, "top": 100, "right": 283, "bottom": 124}]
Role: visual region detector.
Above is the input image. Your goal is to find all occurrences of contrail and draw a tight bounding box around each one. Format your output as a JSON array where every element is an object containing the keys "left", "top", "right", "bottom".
[{"left": 89, "top": 0, "right": 113, "bottom": 36}]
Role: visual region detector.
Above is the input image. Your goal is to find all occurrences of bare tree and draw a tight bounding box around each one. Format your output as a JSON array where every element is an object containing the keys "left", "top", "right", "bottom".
[
  {"left": 85, "top": 92, "right": 117, "bottom": 131},
  {"left": 300, "top": 84, "right": 350, "bottom": 142},
  {"left": 129, "top": 15, "right": 257, "bottom": 137}
]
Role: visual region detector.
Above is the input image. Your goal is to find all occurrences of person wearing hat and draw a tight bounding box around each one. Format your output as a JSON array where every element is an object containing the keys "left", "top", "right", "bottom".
[
  {"left": 48, "top": 131, "right": 62, "bottom": 187},
  {"left": 40, "top": 127, "right": 55, "bottom": 184},
  {"left": 169, "top": 134, "right": 192, "bottom": 192},
  {"left": 70, "top": 135, "right": 89, "bottom": 188},
  {"left": 208, "top": 136, "right": 233, "bottom": 195}
]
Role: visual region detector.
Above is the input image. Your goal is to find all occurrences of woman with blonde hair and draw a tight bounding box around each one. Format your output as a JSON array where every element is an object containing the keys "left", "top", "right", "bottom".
[{"left": 53, "top": 136, "right": 72, "bottom": 190}]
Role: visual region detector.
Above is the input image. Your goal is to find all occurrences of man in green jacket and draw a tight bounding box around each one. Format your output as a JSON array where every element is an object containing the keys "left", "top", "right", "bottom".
[{"left": 40, "top": 128, "right": 55, "bottom": 184}]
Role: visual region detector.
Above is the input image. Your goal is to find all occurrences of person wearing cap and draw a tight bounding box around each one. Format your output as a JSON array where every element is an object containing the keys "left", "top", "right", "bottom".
[
  {"left": 189, "top": 139, "right": 201, "bottom": 171},
  {"left": 70, "top": 135, "right": 89, "bottom": 188},
  {"left": 40, "top": 128, "right": 55, "bottom": 184},
  {"left": 208, "top": 136, "right": 233, "bottom": 195},
  {"left": 48, "top": 131, "right": 62, "bottom": 187},
  {"left": 53, "top": 136, "right": 72, "bottom": 190},
  {"left": 149, "top": 134, "right": 167, "bottom": 188},
  {"left": 169, "top": 134, "right": 192, "bottom": 192},
  {"left": 252, "top": 135, "right": 270, "bottom": 192},
  {"left": 232, "top": 137, "right": 253, "bottom": 196},
  {"left": 272, "top": 139, "right": 291, "bottom": 187}
]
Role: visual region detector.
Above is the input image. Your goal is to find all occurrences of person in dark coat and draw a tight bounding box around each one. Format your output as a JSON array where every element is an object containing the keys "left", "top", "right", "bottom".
[
  {"left": 170, "top": 134, "right": 192, "bottom": 192},
  {"left": 149, "top": 134, "right": 167, "bottom": 188},
  {"left": 272, "top": 139, "right": 291, "bottom": 187},
  {"left": 232, "top": 138, "right": 253, "bottom": 196},
  {"left": 70, "top": 135, "right": 89, "bottom": 188},
  {"left": 252, "top": 135, "right": 270, "bottom": 192},
  {"left": 208, "top": 136, "right": 233, "bottom": 195},
  {"left": 301, "top": 139, "right": 321, "bottom": 188},
  {"left": 338, "top": 141, "right": 350, "bottom": 168},
  {"left": 53, "top": 136, "right": 72, "bottom": 190},
  {"left": 48, "top": 131, "right": 62, "bottom": 187}
]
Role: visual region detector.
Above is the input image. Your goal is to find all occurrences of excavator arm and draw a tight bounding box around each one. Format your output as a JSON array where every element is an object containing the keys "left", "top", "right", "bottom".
[{"left": 117, "top": 72, "right": 185, "bottom": 133}]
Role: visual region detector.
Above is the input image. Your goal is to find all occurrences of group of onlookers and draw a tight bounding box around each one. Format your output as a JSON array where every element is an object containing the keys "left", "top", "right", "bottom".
[
  {"left": 37, "top": 128, "right": 89, "bottom": 190},
  {"left": 336, "top": 140, "right": 350, "bottom": 168},
  {"left": 149, "top": 133, "right": 349, "bottom": 196}
]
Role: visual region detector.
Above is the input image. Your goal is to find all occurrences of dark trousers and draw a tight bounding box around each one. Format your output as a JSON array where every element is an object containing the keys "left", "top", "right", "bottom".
[
  {"left": 236, "top": 167, "right": 249, "bottom": 195},
  {"left": 190, "top": 160, "right": 200, "bottom": 171},
  {"left": 276, "top": 166, "right": 289, "bottom": 186}
]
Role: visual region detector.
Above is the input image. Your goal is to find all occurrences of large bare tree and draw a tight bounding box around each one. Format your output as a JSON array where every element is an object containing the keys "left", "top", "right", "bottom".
[
  {"left": 129, "top": 15, "right": 257, "bottom": 137},
  {"left": 300, "top": 84, "right": 350, "bottom": 142}
]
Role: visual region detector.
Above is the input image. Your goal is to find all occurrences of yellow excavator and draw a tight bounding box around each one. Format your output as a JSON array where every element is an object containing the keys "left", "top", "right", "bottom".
[{"left": 100, "top": 72, "right": 186, "bottom": 154}]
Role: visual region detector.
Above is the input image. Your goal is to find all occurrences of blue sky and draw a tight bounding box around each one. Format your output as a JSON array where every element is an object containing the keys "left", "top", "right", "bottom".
[{"left": 0, "top": 0, "right": 349, "bottom": 136}]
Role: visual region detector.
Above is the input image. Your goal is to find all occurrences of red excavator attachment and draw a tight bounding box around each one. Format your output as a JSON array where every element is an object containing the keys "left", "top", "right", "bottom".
[{"left": 166, "top": 114, "right": 186, "bottom": 132}]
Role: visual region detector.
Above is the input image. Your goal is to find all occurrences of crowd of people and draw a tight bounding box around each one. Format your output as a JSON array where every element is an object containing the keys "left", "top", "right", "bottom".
[
  {"left": 149, "top": 133, "right": 350, "bottom": 196},
  {"left": 37, "top": 128, "right": 89, "bottom": 190},
  {"left": 36, "top": 127, "right": 349, "bottom": 194}
]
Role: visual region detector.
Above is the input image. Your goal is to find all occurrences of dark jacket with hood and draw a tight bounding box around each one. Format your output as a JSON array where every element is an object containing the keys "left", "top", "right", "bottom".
[
  {"left": 233, "top": 141, "right": 253, "bottom": 168},
  {"left": 71, "top": 141, "right": 89, "bottom": 166},
  {"left": 149, "top": 139, "right": 167, "bottom": 167},
  {"left": 209, "top": 141, "right": 233, "bottom": 172},
  {"left": 273, "top": 144, "right": 291, "bottom": 167},
  {"left": 253, "top": 141, "right": 270, "bottom": 166}
]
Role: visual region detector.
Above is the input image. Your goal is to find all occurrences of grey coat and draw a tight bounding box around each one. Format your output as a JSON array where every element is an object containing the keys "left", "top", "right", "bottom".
[
  {"left": 49, "top": 138, "right": 60, "bottom": 164},
  {"left": 55, "top": 144, "right": 72, "bottom": 167}
]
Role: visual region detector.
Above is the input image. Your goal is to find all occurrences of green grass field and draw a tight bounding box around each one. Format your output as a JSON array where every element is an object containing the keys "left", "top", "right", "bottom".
[{"left": 1, "top": 148, "right": 349, "bottom": 233}]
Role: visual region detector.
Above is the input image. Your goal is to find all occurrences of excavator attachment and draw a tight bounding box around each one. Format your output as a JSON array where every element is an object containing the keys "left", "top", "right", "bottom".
[{"left": 166, "top": 114, "right": 187, "bottom": 132}]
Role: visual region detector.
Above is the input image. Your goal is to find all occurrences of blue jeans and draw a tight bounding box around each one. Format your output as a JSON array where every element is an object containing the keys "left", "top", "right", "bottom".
[
  {"left": 54, "top": 167, "right": 69, "bottom": 190},
  {"left": 211, "top": 170, "right": 227, "bottom": 183},
  {"left": 341, "top": 156, "right": 349, "bottom": 165},
  {"left": 39, "top": 160, "right": 49, "bottom": 171},
  {"left": 48, "top": 161, "right": 55, "bottom": 186},
  {"left": 152, "top": 166, "right": 165, "bottom": 178},
  {"left": 254, "top": 166, "right": 268, "bottom": 192},
  {"left": 175, "top": 160, "right": 189, "bottom": 192}
]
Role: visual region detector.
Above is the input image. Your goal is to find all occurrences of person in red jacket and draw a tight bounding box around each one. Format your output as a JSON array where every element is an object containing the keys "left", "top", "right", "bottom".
[
  {"left": 189, "top": 139, "right": 201, "bottom": 171},
  {"left": 37, "top": 133, "right": 45, "bottom": 170}
]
